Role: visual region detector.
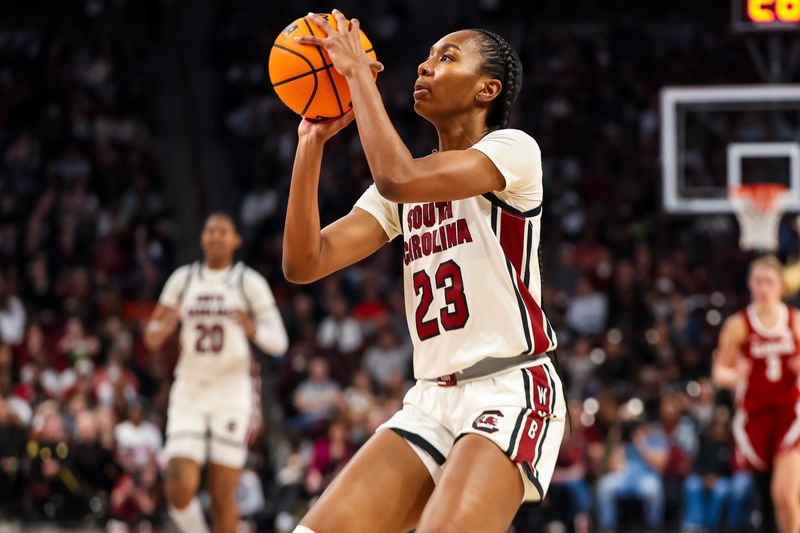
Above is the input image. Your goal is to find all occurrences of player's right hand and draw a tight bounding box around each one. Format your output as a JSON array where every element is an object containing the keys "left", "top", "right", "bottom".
[
  {"left": 298, "top": 109, "right": 355, "bottom": 143},
  {"left": 160, "top": 308, "right": 180, "bottom": 334}
]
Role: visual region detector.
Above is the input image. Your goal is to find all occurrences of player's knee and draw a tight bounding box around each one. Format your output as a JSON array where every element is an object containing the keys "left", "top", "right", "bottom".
[{"left": 164, "top": 476, "right": 196, "bottom": 509}]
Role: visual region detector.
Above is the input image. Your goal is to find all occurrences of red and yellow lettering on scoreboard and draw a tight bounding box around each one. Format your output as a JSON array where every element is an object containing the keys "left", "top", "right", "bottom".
[{"left": 734, "top": 0, "right": 800, "bottom": 30}]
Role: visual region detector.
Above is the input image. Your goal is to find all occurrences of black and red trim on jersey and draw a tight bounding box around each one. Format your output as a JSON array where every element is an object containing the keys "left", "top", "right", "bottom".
[
  {"left": 483, "top": 192, "right": 542, "bottom": 218},
  {"left": 505, "top": 364, "right": 558, "bottom": 500},
  {"left": 490, "top": 203, "right": 555, "bottom": 356}
]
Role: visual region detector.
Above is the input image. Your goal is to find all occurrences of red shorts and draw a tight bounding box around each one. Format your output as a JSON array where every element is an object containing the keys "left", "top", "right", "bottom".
[{"left": 733, "top": 403, "right": 800, "bottom": 471}]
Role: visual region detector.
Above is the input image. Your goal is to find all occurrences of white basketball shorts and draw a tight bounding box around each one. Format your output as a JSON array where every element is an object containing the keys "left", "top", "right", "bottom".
[
  {"left": 379, "top": 357, "right": 566, "bottom": 502},
  {"left": 163, "top": 374, "right": 260, "bottom": 469}
]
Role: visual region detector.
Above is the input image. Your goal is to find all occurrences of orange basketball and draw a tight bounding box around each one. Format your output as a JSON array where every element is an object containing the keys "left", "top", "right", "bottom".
[{"left": 268, "top": 14, "right": 377, "bottom": 120}]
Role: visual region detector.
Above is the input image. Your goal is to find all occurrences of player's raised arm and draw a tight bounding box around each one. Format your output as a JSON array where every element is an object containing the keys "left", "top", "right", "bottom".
[
  {"left": 712, "top": 313, "right": 748, "bottom": 390},
  {"left": 297, "top": 11, "right": 511, "bottom": 203},
  {"left": 283, "top": 114, "right": 390, "bottom": 284}
]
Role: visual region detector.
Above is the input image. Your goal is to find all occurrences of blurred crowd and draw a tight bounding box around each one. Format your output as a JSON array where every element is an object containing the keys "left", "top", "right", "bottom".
[
  {"left": 2, "top": 0, "right": 799, "bottom": 532},
  {"left": 1, "top": 0, "right": 175, "bottom": 529}
]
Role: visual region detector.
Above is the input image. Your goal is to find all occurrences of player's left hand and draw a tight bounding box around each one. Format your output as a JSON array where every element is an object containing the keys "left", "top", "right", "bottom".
[
  {"left": 296, "top": 10, "right": 384, "bottom": 78},
  {"left": 231, "top": 310, "right": 256, "bottom": 338},
  {"left": 298, "top": 110, "right": 355, "bottom": 143}
]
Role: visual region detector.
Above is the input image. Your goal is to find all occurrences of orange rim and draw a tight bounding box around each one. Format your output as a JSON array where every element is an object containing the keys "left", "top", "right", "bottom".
[{"left": 729, "top": 184, "right": 788, "bottom": 211}]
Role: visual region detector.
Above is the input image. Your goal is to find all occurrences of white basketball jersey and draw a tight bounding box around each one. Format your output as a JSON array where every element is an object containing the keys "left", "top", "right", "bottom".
[
  {"left": 159, "top": 262, "right": 259, "bottom": 384},
  {"left": 355, "top": 129, "right": 557, "bottom": 379}
]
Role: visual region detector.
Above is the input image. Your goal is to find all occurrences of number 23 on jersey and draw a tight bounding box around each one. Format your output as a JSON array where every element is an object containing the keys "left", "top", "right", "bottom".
[{"left": 413, "top": 259, "right": 469, "bottom": 340}]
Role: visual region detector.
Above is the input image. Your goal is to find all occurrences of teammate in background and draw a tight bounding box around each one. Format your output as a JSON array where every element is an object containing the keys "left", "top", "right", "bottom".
[
  {"left": 713, "top": 255, "right": 800, "bottom": 533},
  {"left": 144, "top": 213, "right": 288, "bottom": 533},
  {"left": 284, "top": 11, "right": 565, "bottom": 533}
]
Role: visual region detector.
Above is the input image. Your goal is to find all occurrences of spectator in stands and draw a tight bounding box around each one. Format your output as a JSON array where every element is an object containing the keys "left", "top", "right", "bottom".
[
  {"left": 682, "top": 407, "right": 753, "bottom": 532},
  {"left": 566, "top": 277, "right": 609, "bottom": 336},
  {"left": 562, "top": 337, "right": 597, "bottom": 398},
  {"left": 95, "top": 356, "right": 139, "bottom": 409},
  {"left": 240, "top": 177, "right": 279, "bottom": 241},
  {"left": 57, "top": 316, "right": 100, "bottom": 366},
  {"left": 352, "top": 273, "right": 390, "bottom": 335},
  {"left": 342, "top": 370, "right": 377, "bottom": 443},
  {"left": 550, "top": 244, "right": 583, "bottom": 296},
  {"left": 108, "top": 460, "right": 161, "bottom": 532},
  {"left": 304, "top": 419, "right": 355, "bottom": 498},
  {"left": 362, "top": 327, "right": 411, "bottom": 391},
  {"left": 24, "top": 408, "right": 84, "bottom": 523},
  {"left": 0, "top": 275, "right": 26, "bottom": 346},
  {"left": 292, "top": 357, "right": 342, "bottom": 431},
  {"left": 114, "top": 399, "right": 162, "bottom": 471},
  {"left": 549, "top": 401, "right": 596, "bottom": 533},
  {"left": 272, "top": 434, "right": 310, "bottom": 532},
  {"left": 596, "top": 413, "right": 668, "bottom": 532},
  {"left": 71, "top": 409, "right": 120, "bottom": 519},
  {"left": 688, "top": 379, "right": 716, "bottom": 432},
  {"left": 237, "top": 464, "right": 269, "bottom": 530},
  {"left": 659, "top": 392, "right": 698, "bottom": 527},
  {"left": 317, "top": 296, "right": 363, "bottom": 355},
  {"left": 19, "top": 324, "right": 60, "bottom": 399},
  {"left": 95, "top": 406, "right": 119, "bottom": 452}
]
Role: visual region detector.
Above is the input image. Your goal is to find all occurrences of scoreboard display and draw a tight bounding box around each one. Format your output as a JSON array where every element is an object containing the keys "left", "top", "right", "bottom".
[{"left": 733, "top": 0, "right": 800, "bottom": 31}]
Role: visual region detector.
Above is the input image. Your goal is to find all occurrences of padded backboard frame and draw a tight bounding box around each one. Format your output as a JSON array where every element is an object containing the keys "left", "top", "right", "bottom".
[{"left": 661, "top": 85, "right": 800, "bottom": 214}]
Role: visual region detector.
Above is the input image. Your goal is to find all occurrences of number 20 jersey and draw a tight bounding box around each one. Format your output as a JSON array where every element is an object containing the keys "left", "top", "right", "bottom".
[
  {"left": 159, "top": 262, "right": 267, "bottom": 385},
  {"left": 738, "top": 303, "right": 800, "bottom": 412},
  {"left": 355, "top": 129, "right": 557, "bottom": 380}
]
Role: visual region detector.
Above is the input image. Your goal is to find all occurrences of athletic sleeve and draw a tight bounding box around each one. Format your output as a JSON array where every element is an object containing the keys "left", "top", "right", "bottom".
[
  {"left": 243, "top": 268, "right": 289, "bottom": 356},
  {"left": 157, "top": 265, "right": 191, "bottom": 308},
  {"left": 353, "top": 184, "right": 402, "bottom": 241},
  {"left": 470, "top": 128, "right": 543, "bottom": 212}
]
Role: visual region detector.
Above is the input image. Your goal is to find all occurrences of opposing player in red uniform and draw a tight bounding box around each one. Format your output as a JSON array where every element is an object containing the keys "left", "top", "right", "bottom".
[{"left": 713, "top": 255, "right": 800, "bottom": 533}]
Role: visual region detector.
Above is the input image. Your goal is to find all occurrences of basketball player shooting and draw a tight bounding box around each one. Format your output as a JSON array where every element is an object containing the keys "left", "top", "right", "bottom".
[
  {"left": 713, "top": 256, "right": 800, "bottom": 533},
  {"left": 283, "top": 10, "right": 565, "bottom": 533},
  {"left": 144, "top": 213, "right": 289, "bottom": 533}
]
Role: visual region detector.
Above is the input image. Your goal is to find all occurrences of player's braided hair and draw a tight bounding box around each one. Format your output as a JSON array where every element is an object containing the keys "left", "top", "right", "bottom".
[{"left": 470, "top": 29, "right": 523, "bottom": 131}]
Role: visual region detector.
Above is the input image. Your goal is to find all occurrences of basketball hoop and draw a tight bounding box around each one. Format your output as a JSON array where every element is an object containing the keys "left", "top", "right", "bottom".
[{"left": 729, "top": 184, "right": 789, "bottom": 252}]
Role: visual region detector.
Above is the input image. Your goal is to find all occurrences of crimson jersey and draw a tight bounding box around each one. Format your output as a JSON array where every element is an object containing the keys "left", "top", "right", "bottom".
[{"left": 737, "top": 303, "right": 800, "bottom": 412}]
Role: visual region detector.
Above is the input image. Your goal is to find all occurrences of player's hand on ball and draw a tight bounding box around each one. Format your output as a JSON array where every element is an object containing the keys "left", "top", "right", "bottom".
[
  {"left": 298, "top": 110, "right": 355, "bottom": 142},
  {"left": 231, "top": 310, "right": 256, "bottom": 339},
  {"left": 297, "top": 10, "right": 384, "bottom": 78}
]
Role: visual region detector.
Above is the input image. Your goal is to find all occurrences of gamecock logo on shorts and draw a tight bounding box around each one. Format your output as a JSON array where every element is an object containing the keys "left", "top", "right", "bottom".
[{"left": 472, "top": 410, "right": 504, "bottom": 434}]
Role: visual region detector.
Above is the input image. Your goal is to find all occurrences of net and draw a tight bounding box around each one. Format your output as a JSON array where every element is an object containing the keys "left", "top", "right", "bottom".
[{"left": 729, "top": 184, "right": 789, "bottom": 252}]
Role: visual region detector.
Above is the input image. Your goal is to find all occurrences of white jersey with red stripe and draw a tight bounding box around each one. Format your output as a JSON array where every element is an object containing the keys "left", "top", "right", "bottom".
[
  {"left": 159, "top": 261, "right": 278, "bottom": 468},
  {"left": 159, "top": 261, "right": 274, "bottom": 386},
  {"left": 355, "top": 129, "right": 556, "bottom": 379}
]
